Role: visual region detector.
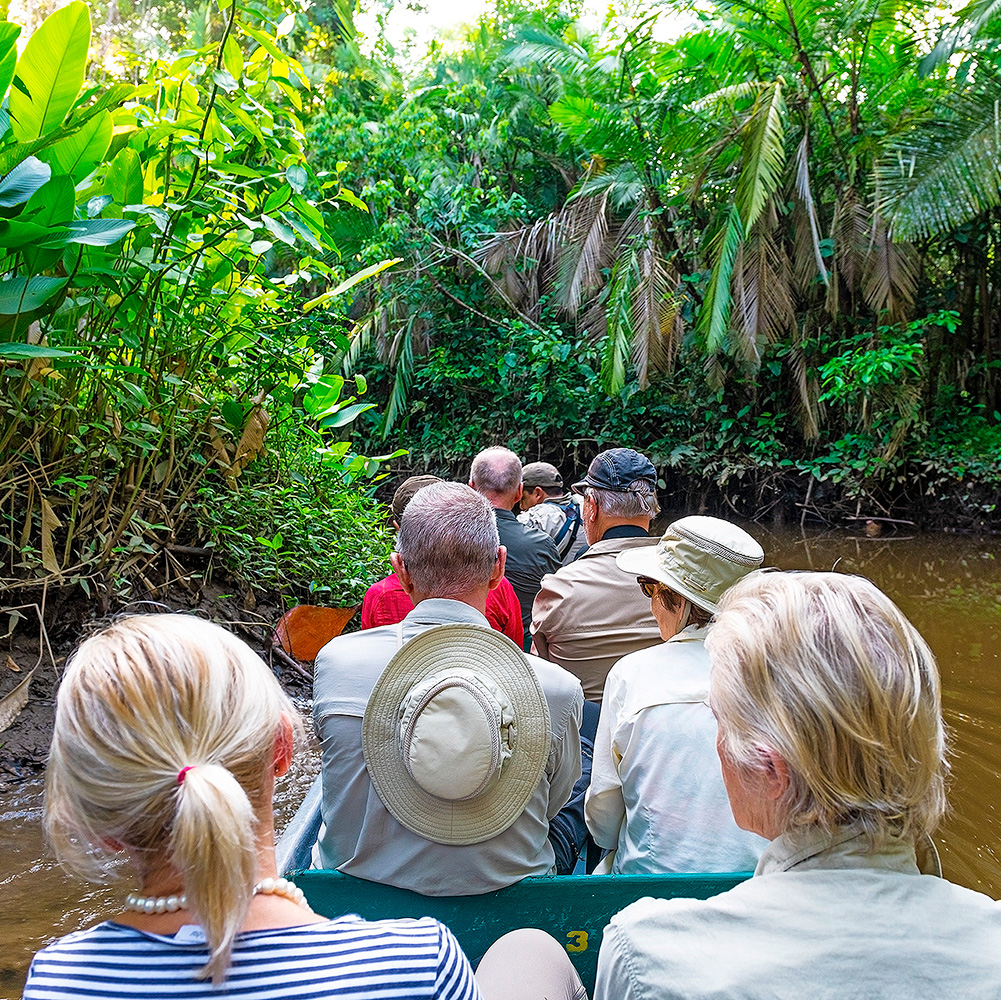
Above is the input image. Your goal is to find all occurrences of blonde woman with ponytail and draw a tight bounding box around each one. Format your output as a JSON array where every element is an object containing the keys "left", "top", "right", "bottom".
[{"left": 25, "top": 615, "right": 481, "bottom": 1000}]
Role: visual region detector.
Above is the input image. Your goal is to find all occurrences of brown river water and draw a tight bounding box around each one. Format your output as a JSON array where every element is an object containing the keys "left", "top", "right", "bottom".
[{"left": 2, "top": 526, "right": 1001, "bottom": 996}]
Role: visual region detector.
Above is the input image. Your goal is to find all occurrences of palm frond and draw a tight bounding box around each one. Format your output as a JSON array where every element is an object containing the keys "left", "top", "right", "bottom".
[
  {"left": 827, "top": 189, "right": 869, "bottom": 315},
  {"left": 735, "top": 79, "right": 787, "bottom": 232},
  {"left": 876, "top": 89, "right": 1001, "bottom": 239},
  {"left": 699, "top": 205, "right": 744, "bottom": 355},
  {"left": 919, "top": 0, "right": 1001, "bottom": 75},
  {"left": 555, "top": 191, "right": 610, "bottom": 315},
  {"left": 789, "top": 322, "right": 820, "bottom": 442},
  {"left": 793, "top": 133, "right": 829, "bottom": 288},
  {"left": 381, "top": 313, "right": 417, "bottom": 437},
  {"left": 601, "top": 252, "right": 636, "bottom": 394},
  {"left": 732, "top": 217, "right": 795, "bottom": 363},
  {"left": 861, "top": 216, "right": 918, "bottom": 318},
  {"left": 630, "top": 221, "right": 682, "bottom": 384}
]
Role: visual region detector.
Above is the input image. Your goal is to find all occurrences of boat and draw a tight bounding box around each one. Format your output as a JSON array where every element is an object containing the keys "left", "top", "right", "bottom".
[{"left": 277, "top": 776, "right": 751, "bottom": 992}]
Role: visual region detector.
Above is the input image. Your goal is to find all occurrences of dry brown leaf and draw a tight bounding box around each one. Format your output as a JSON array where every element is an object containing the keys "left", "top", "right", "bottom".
[
  {"left": 40, "top": 498, "right": 62, "bottom": 575},
  {"left": 228, "top": 404, "right": 270, "bottom": 482},
  {"left": 275, "top": 605, "right": 360, "bottom": 661},
  {"left": 208, "top": 425, "right": 233, "bottom": 470},
  {"left": 0, "top": 668, "right": 35, "bottom": 732},
  {"left": 6, "top": 655, "right": 20, "bottom": 673}
]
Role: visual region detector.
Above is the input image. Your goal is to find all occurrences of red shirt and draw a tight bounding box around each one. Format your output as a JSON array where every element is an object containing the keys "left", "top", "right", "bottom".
[{"left": 360, "top": 573, "right": 524, "bottom": 647}]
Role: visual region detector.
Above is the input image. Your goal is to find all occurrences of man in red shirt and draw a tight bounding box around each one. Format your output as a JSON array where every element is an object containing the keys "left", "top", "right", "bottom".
[{"left": 361, "top": 475, "right": 524, "bottom": 646}]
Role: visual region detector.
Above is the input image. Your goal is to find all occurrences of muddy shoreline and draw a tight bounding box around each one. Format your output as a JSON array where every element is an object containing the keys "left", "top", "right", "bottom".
[{"left": 0, "top": 585, "right": 315, "bottom": 788}]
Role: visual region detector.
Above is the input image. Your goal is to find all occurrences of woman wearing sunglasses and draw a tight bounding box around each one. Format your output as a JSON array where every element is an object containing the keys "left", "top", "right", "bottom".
[{"left": 584, "top": 516, "right": 767, "bottom": 874}]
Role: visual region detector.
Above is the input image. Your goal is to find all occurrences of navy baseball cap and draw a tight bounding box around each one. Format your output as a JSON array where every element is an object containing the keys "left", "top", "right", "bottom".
[{"left": 571, "top": 448, "right": 657, "bottom": 494}]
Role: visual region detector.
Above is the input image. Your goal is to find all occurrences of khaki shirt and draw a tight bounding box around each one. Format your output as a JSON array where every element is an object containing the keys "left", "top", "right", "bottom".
[
  {"left": 531, "top": 534, "right": 661, "bottom": 702},
  {"left": 595, "top": 825, "right": 1001, "bottom": 1000}
]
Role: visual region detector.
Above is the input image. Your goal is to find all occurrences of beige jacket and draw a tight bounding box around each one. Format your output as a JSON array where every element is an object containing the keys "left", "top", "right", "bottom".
[{"left": 531, "top": 534, "right": 661, "bottom": 702}]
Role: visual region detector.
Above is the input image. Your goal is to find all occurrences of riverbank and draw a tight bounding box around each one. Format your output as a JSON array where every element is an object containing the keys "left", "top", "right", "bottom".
[{"left": 0, "top": 584, "right": 311, "bottom": 788}]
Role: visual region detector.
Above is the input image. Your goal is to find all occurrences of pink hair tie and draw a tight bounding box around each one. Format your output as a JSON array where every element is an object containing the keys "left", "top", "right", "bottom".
[{"left": 177, "top": 766, "right": 195, "bottom": 785}]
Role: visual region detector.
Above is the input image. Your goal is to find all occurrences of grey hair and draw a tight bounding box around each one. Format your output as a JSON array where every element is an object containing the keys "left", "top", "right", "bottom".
[
  {"left": 397, "top": 481, "right": 500, "bottom": 596},
  {"left": 707, "top": 571, "right": 948, "bottom": 845},
  {"left": 470, "top": 446, "right": 523, "bottom": 498},
  {"left": 45, "top": 615, "right": 302, "bottom": 983},
  {"left": 589, "top": 480, "right": 660, "bottom": 518}
]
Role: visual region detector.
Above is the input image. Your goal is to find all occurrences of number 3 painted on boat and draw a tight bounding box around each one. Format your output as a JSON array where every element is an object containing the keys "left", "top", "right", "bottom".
[{"left": 565, "top": 930, "right": 588, "bottom": 953}]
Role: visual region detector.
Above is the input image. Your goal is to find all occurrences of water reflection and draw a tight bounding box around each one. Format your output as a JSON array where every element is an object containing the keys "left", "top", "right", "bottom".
[{"left": 2, "top": 532, "right": 1000, "bottom": 992}]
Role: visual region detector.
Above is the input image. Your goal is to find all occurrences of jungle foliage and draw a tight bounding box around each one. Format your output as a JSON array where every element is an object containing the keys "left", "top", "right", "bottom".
[
  {"left": 305, "top": 0, "right": 1001, "bottom": 523},
  {"left": 2, "top": 0, "right": 396, "bottom": 605}
]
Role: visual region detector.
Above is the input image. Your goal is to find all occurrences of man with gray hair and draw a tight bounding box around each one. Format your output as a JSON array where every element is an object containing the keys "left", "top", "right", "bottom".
[
  {"left": 313, "top": 481, "right": 583, "bottom": 895},
  {"left": 470, "top": 446, "right": 561, "bottom": 650},
  {"left": 532, "top": 448, "right": 662, "bottom": 703}
]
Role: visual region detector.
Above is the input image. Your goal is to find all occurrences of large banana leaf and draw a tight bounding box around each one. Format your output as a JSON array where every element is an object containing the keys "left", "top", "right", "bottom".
[
  {"left": 0, "top": 23, "right": 20, "bottom": 102},
  {"left": 0, "top": 156, "right": 50, "bottom": 206},
  {"left": 40, "top": 109, "right": 112, "bottom": 180},
  {"left": 9, "top": 2, "right": 91, "bottom": 141}
]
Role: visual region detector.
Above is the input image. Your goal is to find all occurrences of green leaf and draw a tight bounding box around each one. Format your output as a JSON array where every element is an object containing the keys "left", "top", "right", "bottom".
[
  {"left": 10, "top": 2, "right": 91, "bottom": 141},
  {"left": 303, "top": 258, "right": 402, "bottom": 313},
  {"left": 261, "top": 213, "right": 296, "bottom": 245},
  {"left": 319, "top": 401, "right": 376, "bottom": 428},
  {"left": 60, "top": 218, "right": 136, "bottom": 245},
  {"left": 240, "top": 23, "right": 287, "bottom": 64},
  {"left": 222, "top": 34, "right": 243, "bottom": 80},
  {"left": 0, "top": 342, "right": 75, "bottom": 358},
  {"left": 39, "top": 108, "right": 112, "bottom": 180},
  {"left": 285, "top": 163, "right": 307, "bottom": 193},
  {"left": 22, "top": 173, "right": 73, "bottom": 271},
  {"left": 0, "top": 275, "right": 67, "bottom": 314},
  {"left": 0, "top": 156, "right": 50, "bottom": 206},
  {"left": 0, "top": 23, "right": 21, "bottom": 101},
  {"left": 106, "top": 147, "right": 143, "bottom": 206},
  {"left": 0, "top": 218, "right": 69, "bottom": 249}
]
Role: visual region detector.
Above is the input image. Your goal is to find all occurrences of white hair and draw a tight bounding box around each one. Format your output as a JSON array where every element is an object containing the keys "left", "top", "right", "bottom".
[
  {"left": 589, "top": 480, "right": 660, "bottom": 518},
  {"left": 397, "top": 481, "right": 500, "bottom": 595},
  {"left": 707, "top": 571, "right": 948, "bottom": 844},
  {"left": 45, "top": 615, "right": 301, "bottom": 983}
]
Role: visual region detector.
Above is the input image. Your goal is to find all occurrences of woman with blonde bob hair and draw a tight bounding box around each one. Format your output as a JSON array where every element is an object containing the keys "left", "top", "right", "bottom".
[
  {"left": 25, "top": 615, "right": 480, "bottom": 1000},
  {"left": 594, "top": 572, "right": 1001, "bottom": 1000}
]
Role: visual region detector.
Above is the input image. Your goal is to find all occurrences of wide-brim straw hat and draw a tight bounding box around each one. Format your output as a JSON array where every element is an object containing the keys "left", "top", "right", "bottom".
[
  {"left": 362, "top": 623, "right": 550, "bottom": 846},
  {"left": 616, "top": 515, "right": 764, "bottom": 614}
]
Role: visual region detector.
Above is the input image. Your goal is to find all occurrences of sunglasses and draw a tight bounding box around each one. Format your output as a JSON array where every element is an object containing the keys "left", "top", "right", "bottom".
[{"left": 637, "top": 577, "right": 665, "bottom": 599}]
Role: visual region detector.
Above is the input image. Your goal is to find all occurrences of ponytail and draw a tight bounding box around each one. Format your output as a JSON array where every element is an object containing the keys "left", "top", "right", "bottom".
[
  {"left": 45, "top": 615, "right": 302, "bottom": 983},
  {"left": 172, "top": 764, "right": 257, "bottom": 982}
]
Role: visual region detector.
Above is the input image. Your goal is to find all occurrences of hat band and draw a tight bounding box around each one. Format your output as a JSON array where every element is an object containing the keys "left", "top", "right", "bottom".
[{"left": 400, "top": 676, "right": 507, "bottom": 802}]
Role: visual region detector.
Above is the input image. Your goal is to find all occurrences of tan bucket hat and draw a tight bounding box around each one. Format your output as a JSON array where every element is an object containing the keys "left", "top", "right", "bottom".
[
  {"left": 616, "top": 515, "right": 764, "bottom": 614},
  {"left": 362, "top": 624, "right": 551, "bottom": 846}
]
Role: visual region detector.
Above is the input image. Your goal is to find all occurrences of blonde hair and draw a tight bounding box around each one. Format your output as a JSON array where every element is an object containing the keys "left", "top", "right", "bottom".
[
  {"left": 45, "top": 615, "right": 300, "bottom": 982},
  {"left": 706, "top": 571, "right": 948, "bottom": 843}
]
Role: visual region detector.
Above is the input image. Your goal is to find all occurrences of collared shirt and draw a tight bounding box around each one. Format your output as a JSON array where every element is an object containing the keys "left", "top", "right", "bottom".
[
  {"left": 493, "top": 508, "right": 562, "bottom": 637},
  {"left": 518, "top": 496, "right": 586, "bottom": 564},
  {"left": 531, "top": 531, "right": 661, "bottom": 702},
  {"left": 313, "top": 599, "right": 583, "bottom": 896},
  {"left": 595, "top": 825, "right": 1001, "bottom": 1000},
  {"left": 360, "top": 572, "right": 524, "bottom": 647},
  {"left": 585, "top": 626, "right": 766, "bottom": 873}
]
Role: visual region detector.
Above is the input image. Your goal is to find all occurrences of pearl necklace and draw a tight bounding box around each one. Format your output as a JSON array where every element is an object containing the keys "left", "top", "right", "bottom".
[{"left": 125, "top": 877, "right": 312, "bottom": 915}]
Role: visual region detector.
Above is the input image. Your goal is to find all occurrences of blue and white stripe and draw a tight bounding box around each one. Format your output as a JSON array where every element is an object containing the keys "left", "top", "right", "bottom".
[{"left": 23, "top": 915, "right": 482, "bottom": 999}]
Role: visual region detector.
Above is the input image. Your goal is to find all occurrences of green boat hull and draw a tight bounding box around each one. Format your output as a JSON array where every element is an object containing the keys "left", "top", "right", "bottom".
[{"left": 290, "top": 868, "right": 751, "bottom": 993}]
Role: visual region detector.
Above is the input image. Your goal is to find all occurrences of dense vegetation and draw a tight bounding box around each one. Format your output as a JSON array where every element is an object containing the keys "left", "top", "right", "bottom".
[
  {"left": 307, "top": 0, "right": 1001, "bottom": 525},
  {"left": 5, "top": 0, "right": 1001, "bottom": 612}
]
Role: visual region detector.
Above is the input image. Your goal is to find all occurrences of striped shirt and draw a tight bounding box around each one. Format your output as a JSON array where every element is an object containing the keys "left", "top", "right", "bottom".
[{"left": 23, "top": 914, "right": 482, "bottom": 999}]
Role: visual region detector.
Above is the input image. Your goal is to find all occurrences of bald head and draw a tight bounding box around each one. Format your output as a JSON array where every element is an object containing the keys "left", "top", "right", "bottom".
[{"left": 469, "top": 446, "right": 523, "bottom": 509}]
